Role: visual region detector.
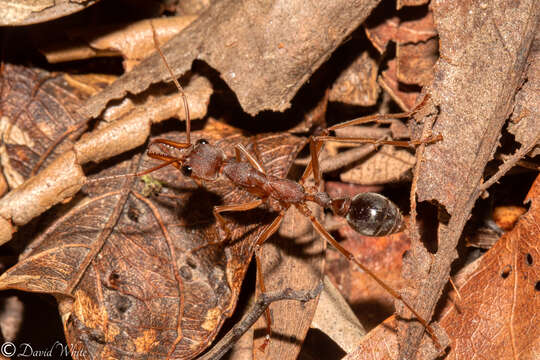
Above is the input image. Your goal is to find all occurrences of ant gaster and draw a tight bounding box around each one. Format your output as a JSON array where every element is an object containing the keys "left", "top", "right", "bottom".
[{"left": 136, "top": 25, "right": 443, "bottom": 350}]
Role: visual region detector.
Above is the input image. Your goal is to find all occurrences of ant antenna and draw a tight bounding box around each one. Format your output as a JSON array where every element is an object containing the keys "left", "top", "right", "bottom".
[{"left": 150, "top": 21, "right": 191, "bottom": 145}]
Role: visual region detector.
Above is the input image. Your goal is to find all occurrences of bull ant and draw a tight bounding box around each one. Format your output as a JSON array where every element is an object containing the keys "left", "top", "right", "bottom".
[{"left": 133, "top": 27, "right": 443, "bottom": 351}]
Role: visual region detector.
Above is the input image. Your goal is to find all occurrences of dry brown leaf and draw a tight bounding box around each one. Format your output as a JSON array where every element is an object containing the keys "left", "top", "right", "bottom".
[
  {"left": 396, "top": 38, "right": 438, "bottom": 86},
  {"left": 439, "top": 174, "right": 540, "bottom": 359},
  {"left": 379, "top": 59, "right": 420, "bottom": 111},
  {"left": 400, "top": 0, "right": 540, "bottom": 357},
  {"left": 492, "top": 205, "right": 527, "bottom": 231},
  {"left": 508, "top": 31, "right": 540, "bottom": 158},
  {"left": 340, "top": 145, "right": 415, "bottom": 185},
  {"left": 0, "top": 64, "right": 115, "bottom": 188},
  {"left": 326, "top": 224, "right": 411, "bottom": 331},
  {"left": 311, "top": 276, "right": 366, "bottom": 353},
  {"left": 365, "top": 9, "right": 436, "bottom": 54},
  {"left": 397, "top": 0, "right": 429, "bottom": 9},
  {"left": 0, "top": 0, "right": 100, "bottom": 26},
  {"left": 0, "top": 128, "right": 306, "bottom": 360},
  {"left": 365, "top": 4, "right": 437, "bottom": 109},
  {"left": 329, "top": 52, "right": 380, "bottom": 107},
  {"left": 342, "top": 315, "right": 444, "bottom": 360},
  {"left": 80, "top": 0, "right": 385, "bottom": 118},
  {"left": 41, "top": 17, "right": 197, "bottom": 71}
]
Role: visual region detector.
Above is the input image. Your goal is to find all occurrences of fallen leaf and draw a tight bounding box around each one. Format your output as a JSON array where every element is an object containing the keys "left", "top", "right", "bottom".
[
  {"left": 508, "top": 31, "right": 540, "bottom": 158},
  {"left": 326, "top": 224, "right": 411, "bottom": 331},
  {"left": 0, "top": 64, "right": 114, "bottom": 188},
  {"left": 80, "top": 0, "right": 385, "bottom": 118},
  {"left": 379, "top": 59, "right": 420, "bottom": 111},
  {"left": 0, "top": 128, "right": 305, "bottom": 360},
  {"left": 0, "top": 0, "right": 100, "bottom": 26},
  {"left": 329, "top": 51, "right": 380, "bottom": 107},
  {"left": 340, "top": 145, "right": 415, "bottom": 185},
  {"left": 41, "top": 17, "right": 197, "bottom": 71},
  {"left": 439, "top": 174, "right": 540, "bottom": 359}
]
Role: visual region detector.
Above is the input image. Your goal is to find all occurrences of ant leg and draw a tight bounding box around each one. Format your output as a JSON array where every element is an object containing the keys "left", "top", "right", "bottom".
[
  {"left": 213, "top": 199, "right": 264, "bottom": 241},
  {"left": 234, "top": 144, "right": 267, "bottom": 174},
  {"left": 252, "top": 211, "right": 286, "bottom": 351},
  {"left": 294, "top": 202, "right": 441, "bottom": 349},
  {"left": 300, "top": 127, "right": 442, "bottom": 187},
  {"left": 139, "top": 152, "right": 183, "bottom": 175},
  {"left": 150, "top": 138, "right": 191, "bottom": 150},
  {"left": 326, "top": 94, "right": 429, "bottom": 132},
  {"left": 312, "top": 133, "right": 443, "bottom": 148},
  {"left": 299, "top": 95, "right": 433, "bottom": 186}
]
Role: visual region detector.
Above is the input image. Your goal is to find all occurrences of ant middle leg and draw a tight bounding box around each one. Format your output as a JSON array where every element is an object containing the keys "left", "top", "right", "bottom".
[{"left": 213, "top": 199, "right": 264, "bottom": 241}]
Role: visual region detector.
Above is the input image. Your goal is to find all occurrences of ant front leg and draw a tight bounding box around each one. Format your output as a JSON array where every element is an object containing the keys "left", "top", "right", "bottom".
[{"left": 136, "top": 138, "right": 193, "bottom": 176}]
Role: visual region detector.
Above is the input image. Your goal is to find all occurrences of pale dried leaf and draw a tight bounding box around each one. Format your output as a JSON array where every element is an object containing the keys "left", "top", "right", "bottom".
[
  {"left": 0, "top": 0, "right": 100, "bottom": 26},
  {"left": 340, "top": 145, "right": 415, "bottom": 185}
]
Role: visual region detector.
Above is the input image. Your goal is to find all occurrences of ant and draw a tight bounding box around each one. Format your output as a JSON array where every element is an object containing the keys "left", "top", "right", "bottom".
[{"left": 134, "top": 26, "right": 443, "bottom": 352}]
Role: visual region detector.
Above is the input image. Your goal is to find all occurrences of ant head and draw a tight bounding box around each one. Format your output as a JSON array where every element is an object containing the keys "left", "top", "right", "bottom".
[{"left": 180, "top": 138, "right": 226, "bottom": 181}]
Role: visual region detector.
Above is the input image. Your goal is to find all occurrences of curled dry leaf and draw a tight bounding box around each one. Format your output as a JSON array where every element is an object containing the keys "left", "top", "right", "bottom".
[
  {"left": 396, "top": 38, "right": 438, "bottom": 87},
  {"left": 0, "top": 127, "right": 306, "bottom": 360},
  {"left": 439, "top": 174, "right": 540, "bottom": 359},
  {"left": 0, "top": 0, "right": 100, "bottom": 26},
  {"left": 81, "top": 0, "right": 385, "bottom": 118},
  {"left": 329, "top": 52, "right": 380, "bottom": 107},
  {"left": 42, "top": 17, "right": 197, "bottom": 71},
  {"left": 365, "top": 9, "right": 436, "bottom": 54},
  {"left": 379, "top": 59, "right": 420, "bottom": 111}
]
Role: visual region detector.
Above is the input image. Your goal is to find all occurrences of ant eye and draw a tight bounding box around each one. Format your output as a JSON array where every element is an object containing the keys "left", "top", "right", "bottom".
[
  {"left": 181, "top": 165, "right": 193, "bottom": 177},
  {"left": 196, "top": 138, "right": 209, "bottom": 145}
]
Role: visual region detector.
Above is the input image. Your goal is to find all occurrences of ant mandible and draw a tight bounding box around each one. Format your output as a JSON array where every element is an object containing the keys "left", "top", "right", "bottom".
[{"left": 141, "top": 25, "right": 443, "bottom": 350}]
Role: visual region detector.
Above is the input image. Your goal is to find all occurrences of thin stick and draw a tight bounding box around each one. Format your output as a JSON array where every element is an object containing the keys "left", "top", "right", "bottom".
[
  {"left": 195, "top": 283, "right": 324, "bottom": 360},
  {"left": 479, "top": 133, "right": 540, "bottom": 191}
]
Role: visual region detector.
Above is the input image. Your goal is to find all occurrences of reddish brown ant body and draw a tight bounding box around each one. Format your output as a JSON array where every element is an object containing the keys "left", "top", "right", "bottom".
[{"left": 140, "top": 26, "right": 443, "bottom": 350}]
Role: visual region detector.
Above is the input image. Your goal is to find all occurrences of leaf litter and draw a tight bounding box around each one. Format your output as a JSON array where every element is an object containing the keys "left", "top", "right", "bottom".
[{"left": 0, "top": 0, "right": 538, "bottom": 359}]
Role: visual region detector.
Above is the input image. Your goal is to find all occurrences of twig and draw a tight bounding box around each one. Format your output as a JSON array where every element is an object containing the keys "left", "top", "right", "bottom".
[
  {"left": 195, "top": 282, "right": 324, "bottom": 360},
  {"left": 479, "top": 134, "right": 540, "bottom": 191}
]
